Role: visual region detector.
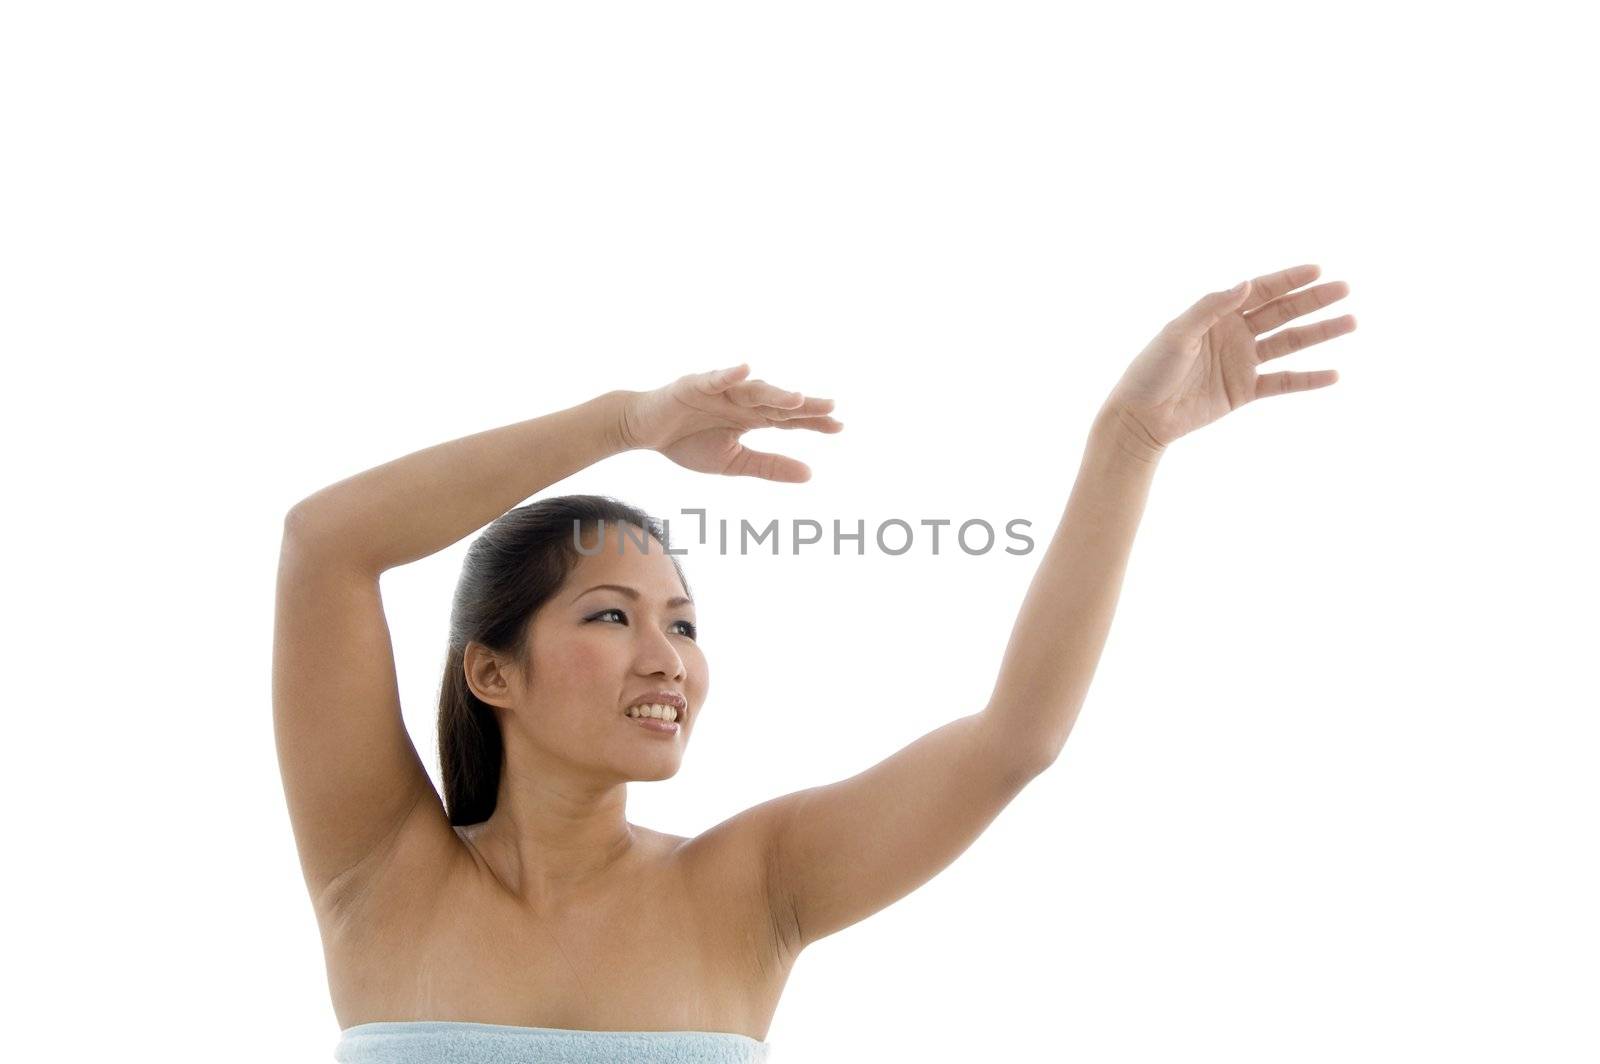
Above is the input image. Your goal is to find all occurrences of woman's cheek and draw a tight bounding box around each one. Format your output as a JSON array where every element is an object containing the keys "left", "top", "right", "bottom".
[
  {"left": 562, "top": 636, "right": 616, "bottom": 676},
  {"left": 688, "top": 646, "right": 709, "bottom": 696}
]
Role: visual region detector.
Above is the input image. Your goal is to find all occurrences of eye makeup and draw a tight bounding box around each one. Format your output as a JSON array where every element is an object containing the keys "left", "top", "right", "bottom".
[{"left": 586, "top": 607, "right": 698, "bottom": 640}]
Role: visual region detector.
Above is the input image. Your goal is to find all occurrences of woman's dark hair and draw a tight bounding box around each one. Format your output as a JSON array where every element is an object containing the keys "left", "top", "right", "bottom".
[{"left": 437, "top": 493, "right": 688, "bottom": 826}]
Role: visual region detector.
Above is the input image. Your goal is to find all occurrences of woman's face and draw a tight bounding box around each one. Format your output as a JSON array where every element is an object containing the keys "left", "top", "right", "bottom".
[{"left": 512, "top": 522, "right": 706, "bottom": 780}]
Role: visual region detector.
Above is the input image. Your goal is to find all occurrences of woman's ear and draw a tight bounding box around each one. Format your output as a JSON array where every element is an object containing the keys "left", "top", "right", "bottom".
[{"left": 464, "top": 640, "right": 517, "bottom": 708}]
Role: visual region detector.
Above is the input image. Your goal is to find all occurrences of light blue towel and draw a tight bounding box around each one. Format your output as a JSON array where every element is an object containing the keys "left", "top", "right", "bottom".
[{"left": 335, "top": 1020, "right": 772, "bottom": 1063}]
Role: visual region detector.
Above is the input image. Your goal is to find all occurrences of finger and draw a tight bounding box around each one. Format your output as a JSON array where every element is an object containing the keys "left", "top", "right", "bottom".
[
  {"left": 1237, "top": 263, "right": 1324, "bottom": 314},
  {"left": 723, "top": 445, "right": 812, "bottom": 482},
  {"left": 754, "top": 396, "right": 835, "bottom": 419},
  {"left": 728, "top": 379, "right": 806, "bottom": 409},
  {"left": 1252, "top": 368, "right": 1340, "bottom": 400},
  {"left": 1256, "top": 314, "right": 1358, "bottom": 363},
  {"left": 1246, "top": 281, "right": 1353, "bottom": 336},
  {"left": 766, "top": 415, "right": 844, "bottom": 433},
  {"left": 695, "top": 363, "right": 752, "bottom": 395},
  {"left": 1165, "top": 278, "right": 1255, "bottom": 341}
]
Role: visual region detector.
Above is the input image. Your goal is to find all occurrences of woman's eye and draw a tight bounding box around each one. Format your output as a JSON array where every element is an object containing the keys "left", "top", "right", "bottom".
[{"left": 590, "top": 609, "right": 696, "bottom": 639}]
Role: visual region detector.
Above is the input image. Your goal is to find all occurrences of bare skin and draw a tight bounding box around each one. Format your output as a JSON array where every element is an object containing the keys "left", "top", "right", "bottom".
[
  {"left": 276, "top": 264, "right": 1354, "bottom": 1042},
  {"left": 289, "top": 375, "right": 842, "bottom": 1040},
  {"left": 355, "top": 524, "right": 781, "bottom": 1035},
  {"left": 322, "top": 811, "right": 791, "bottom": 1038}
]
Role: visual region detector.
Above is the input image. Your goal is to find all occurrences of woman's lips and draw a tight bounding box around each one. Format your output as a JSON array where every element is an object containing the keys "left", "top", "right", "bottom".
[{"left": 626, "top": 714, "right": 680, "bottom": 736}]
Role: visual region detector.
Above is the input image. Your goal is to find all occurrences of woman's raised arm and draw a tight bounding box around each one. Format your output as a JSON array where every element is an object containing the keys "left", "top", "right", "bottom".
[
  {"left": 285, "top": 390, "right": 634, "bottom": 574},
  {"left": 275, "top": 390, "right": 644, "bottom": 911},
  {"left": 984, "top": 263, "right": 1356, "bottom": 764},
  {"left": 741, "top": 265, "right": 1354, "bottom": 954},
  {"left": 285, "top": 364, "right": 841, "bottom": 572}
]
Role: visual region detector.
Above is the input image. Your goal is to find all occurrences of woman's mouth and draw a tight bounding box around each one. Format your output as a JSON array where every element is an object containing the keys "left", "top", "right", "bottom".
[
  {"left": 624, "top": 702, "right": 683, "bottom": 736},
  {"left": 625, "top": 714, "right": 680, "bottom": 736}
]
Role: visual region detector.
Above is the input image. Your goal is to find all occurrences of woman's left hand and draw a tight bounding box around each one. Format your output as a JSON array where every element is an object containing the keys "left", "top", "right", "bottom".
[
  {"left": 1102, "top": 263, "right": 1356, "bottom": 456},
  {"left": 616, "top": 363, "right": 842, "bottom": 481}
]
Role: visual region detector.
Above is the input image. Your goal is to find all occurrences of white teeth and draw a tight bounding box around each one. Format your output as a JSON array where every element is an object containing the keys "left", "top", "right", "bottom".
[{"left": 626, "top": 703, "right": 680, "bottom": 722}]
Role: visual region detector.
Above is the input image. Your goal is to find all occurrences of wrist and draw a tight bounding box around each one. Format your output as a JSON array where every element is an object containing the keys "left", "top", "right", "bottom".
[
  {"left": 601, "top": 389, "right": 648, "bottom": 454},
  {"left": 1092, "top": 403, "right": 1166, "bottom": 467}
]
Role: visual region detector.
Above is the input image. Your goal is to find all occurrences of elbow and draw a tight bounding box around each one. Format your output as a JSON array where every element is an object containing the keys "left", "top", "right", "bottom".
[
  {"left": 977, "top": 707, "right": 1065, "bottom": 782},
  {"left": 281, "top": 502, "right": 330, "bottom": 554},
  {"left": 279, "top": 502, "right": 366, "bottom": 573},
  {"left": 1016, "top": 741, "right": 1061, "bottom": 781},
  {"left": 282, "top": 502, "right": 312, "bottom": 539}
]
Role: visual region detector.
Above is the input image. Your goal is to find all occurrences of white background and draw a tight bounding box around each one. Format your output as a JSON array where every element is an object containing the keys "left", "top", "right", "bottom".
[{"left": 4, "top": 2, "right": 1596, "bottom": 1061}]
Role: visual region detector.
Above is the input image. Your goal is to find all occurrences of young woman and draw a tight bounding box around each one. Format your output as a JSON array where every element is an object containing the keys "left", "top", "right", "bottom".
[{"left": 274, "top": 263, "right": 1354, "bottom": 1063}]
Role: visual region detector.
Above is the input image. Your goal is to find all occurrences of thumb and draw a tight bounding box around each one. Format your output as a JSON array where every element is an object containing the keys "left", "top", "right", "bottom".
[{"left": 1167, "top": 279, "right": 1253, "bottom": 340}]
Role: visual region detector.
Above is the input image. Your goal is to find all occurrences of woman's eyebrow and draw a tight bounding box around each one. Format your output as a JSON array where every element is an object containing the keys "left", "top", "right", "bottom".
[{"left": 572, "top": 583, "right": 693, "bottom": 608}]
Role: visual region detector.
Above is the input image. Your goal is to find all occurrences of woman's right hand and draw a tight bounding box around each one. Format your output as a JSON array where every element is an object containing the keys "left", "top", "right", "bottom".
[{"left": 615, "top": 363, "right": 843, "bottom": 482}]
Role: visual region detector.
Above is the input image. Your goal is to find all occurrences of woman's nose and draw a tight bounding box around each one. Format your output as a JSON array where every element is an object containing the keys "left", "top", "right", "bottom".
[{"left": 636, "top": 628, "right": 686, "bottom": 679}]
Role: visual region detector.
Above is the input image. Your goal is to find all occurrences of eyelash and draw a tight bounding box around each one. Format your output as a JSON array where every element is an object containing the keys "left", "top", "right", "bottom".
[{"left": 589, "top": 608, "right": 698, "bottom": 640}]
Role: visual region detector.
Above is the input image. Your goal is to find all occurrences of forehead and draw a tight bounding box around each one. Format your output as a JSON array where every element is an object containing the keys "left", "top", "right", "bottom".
[{"left": 566, "top": 522, "right": 690, "bottom": 604}]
